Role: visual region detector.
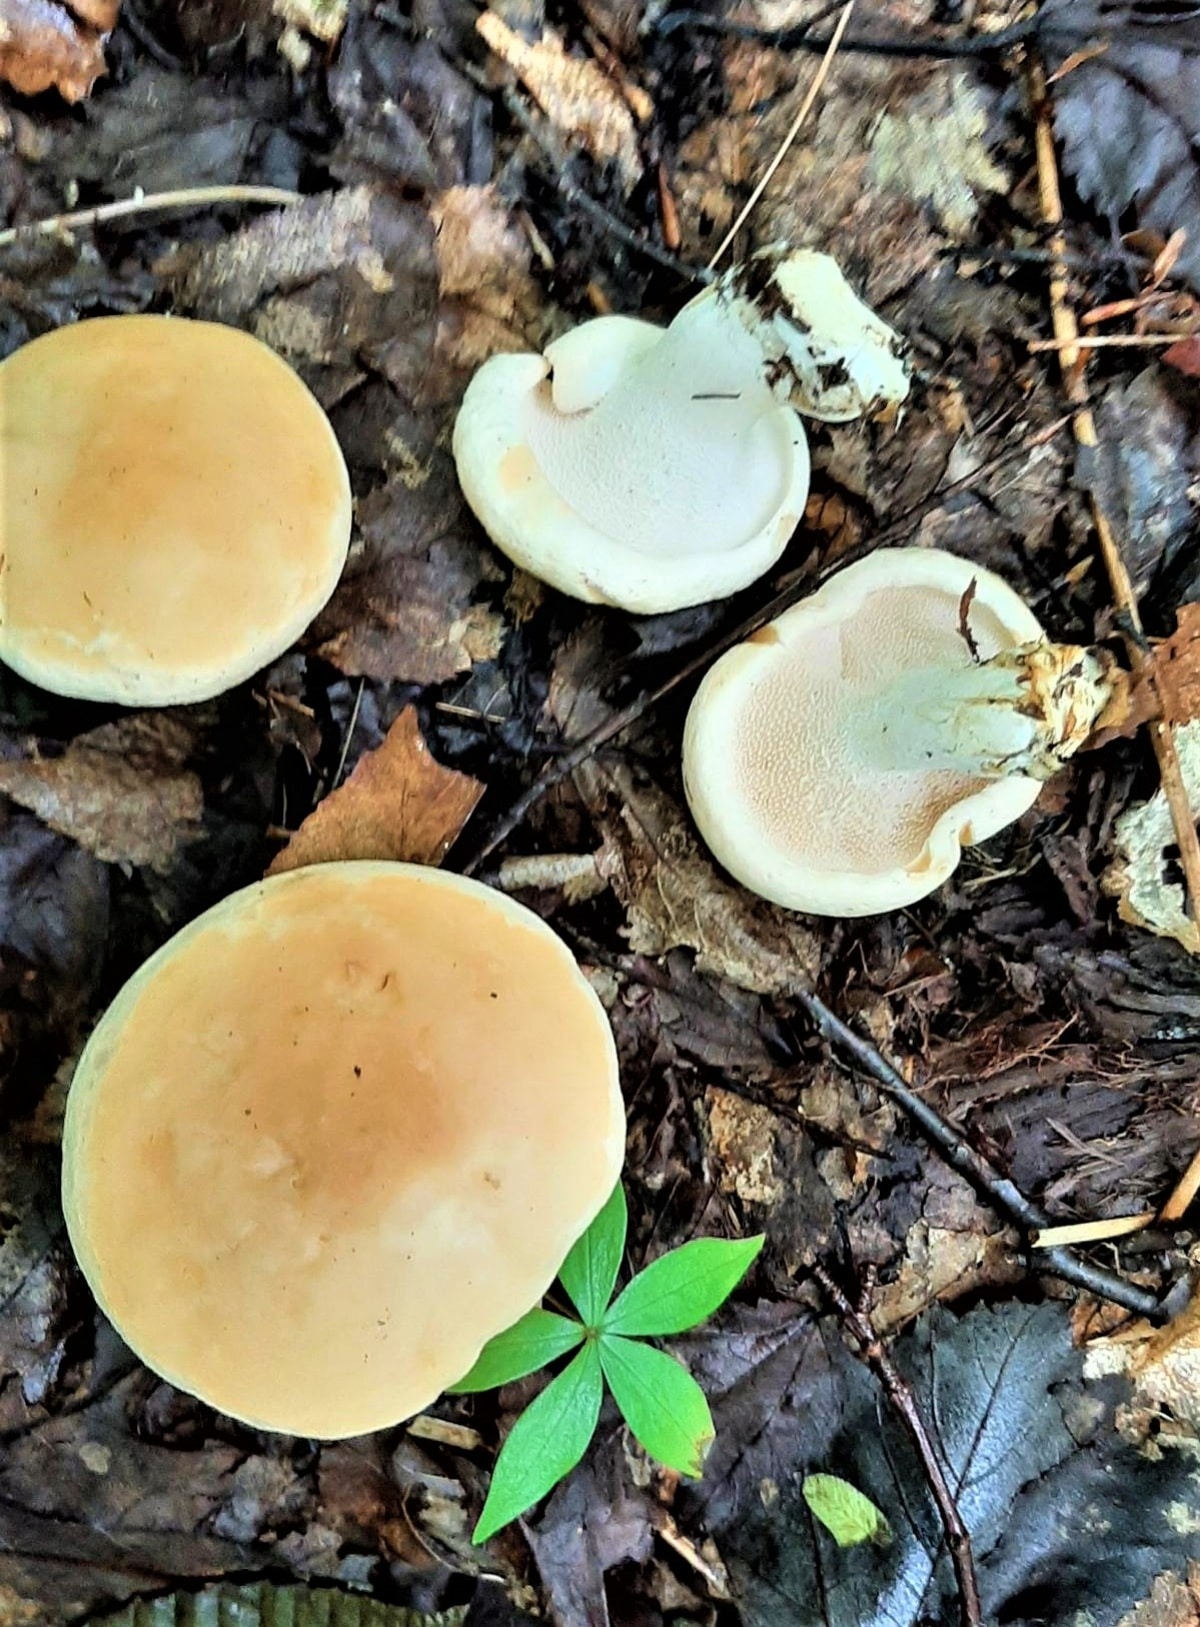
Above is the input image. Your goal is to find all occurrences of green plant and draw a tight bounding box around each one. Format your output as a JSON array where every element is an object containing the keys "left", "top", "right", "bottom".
[{"left": 450, "top": 1183, "right": 764, "bottom": 1543}]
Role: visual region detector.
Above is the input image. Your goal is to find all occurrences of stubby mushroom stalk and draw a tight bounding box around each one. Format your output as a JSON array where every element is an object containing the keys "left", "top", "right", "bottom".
[
  {"left": 849, "top": 640, "right": 1125, "bottom": 781},
  {"left": 452, "top": 248, "right": 909, "bottom": 615}
]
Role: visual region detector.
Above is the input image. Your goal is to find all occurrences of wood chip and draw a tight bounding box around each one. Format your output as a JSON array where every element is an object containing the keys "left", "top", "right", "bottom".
[{"left": 1032, "top": 1213, "right": 1156, "bottom": 1249}]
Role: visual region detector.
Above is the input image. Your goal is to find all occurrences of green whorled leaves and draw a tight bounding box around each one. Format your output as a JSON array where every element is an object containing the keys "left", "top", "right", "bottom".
[
  {"left": 92, "top": 1583, "right": 469, "bottom": 1626},
  {"left": 605, "top": 1235, "right": 765, "bottom": 1336},
  {"left": 464, "top": 1183, "right": 763, "bottom": 1542},
  {"left": 449, "top": 1309, "right": 584, "bottom": 1393},
  {"left": 559, "top": 1181, "right": 627, "bottom": 1325},
  {"left": 598, "top": 1335, "right": 714, "bottom": 1477},
  {"left": 474, "top": 1342, "right": 605, "bottom": 1544}
]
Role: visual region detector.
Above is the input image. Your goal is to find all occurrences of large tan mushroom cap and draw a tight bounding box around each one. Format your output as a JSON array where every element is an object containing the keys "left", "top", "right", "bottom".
[
  {"left": 683, "top": 549, "right": 1050, "bottom": 917},
  {"left": 0, "top": 316, "right": 352, "bottom": 705},
  {"left": 62, "top": 863, "right": 625, "bottom": 1438}
]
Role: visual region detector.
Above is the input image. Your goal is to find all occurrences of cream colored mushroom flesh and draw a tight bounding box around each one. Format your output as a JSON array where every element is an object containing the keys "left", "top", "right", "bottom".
[
  {"left": 683, "top": 548, "right": 1120, "bottom": 916},
  {"left": 0, "top": 315, "right": 352, "bottom": 705},
  {"left": 62, "top": 863, "right": 625, "bottom": 1438},
  {"left": 452, "top": 250, "right": 909, "bottom": 614}
]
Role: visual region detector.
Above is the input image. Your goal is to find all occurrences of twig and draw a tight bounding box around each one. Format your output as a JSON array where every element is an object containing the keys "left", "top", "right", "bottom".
[
  {"left": 1030, "top": 61, "right": 1200, "bottom": 944},
  {"left": 655, "top": 7, "right": 1042, "bottom": 57},
  {"left": 1033, "top": 1213, "right": 1156, "bottom": 1248},
  {"left": 796, "top": 986, "right": 1167, "bottom": 1321},
  {"left": 1160, "top": 1143, "right": 1200, "bottom": 1223},
  {"left": 706, "top": 0, "right": 855, "bottom": 271},
  {"left": 1028, "top": 332, "right": 1199, "bottom": 352},
  {"left": 502, "top": 90, "right": 708, "bottom": 285},
  {"left": 459, "top": 419, "right": 1071, "bottom": 876},
  {"left": 0, "top": 185, "right": 302, "bottom": 249},
  {"left": 812, "top": 1261, "right": 983, "bottom": 1626}
]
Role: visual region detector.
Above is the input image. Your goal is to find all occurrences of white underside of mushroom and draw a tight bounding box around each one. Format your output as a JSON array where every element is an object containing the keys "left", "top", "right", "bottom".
[
  {"left": 453, "top": 312, "right": 811, "bottom": 615},
  {"left": 683, "top": 548, "right": 1112, "bottom": 917}
]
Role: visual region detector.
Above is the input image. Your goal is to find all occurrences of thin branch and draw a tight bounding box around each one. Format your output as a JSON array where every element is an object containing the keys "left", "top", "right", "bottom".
[
  {"left": 1030, "top": 61, "right": 1200, "bottom": 943},
  {"left": 812, "top": 1262, "right": 983, "bottom": 1627},
  {"left": 655, "top": 7, "right": 1043, "bottom": 57},
  {"left": 707, "top": 0, "right": 855, "bottom": 271},
  {"left": 0, "top": 185, "right": 301, "bottom": 249},
  {"left": 1028, "top": 332, "right": 1199, "bottom": 352},
  {"left": 458, "top": 419, "right": 1071, "bottom": 876},
  {"left": 1160, "top": 1142, "right": 1200, "bottom": 1223},
  {"left": 796, "top": 987, "right": 1167, "bottom": 1321},
  {"left": 502, "top": 90, "right": 709, "bottom": 285}
]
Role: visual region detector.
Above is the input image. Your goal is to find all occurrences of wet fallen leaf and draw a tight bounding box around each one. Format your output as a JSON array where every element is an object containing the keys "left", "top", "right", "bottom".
[
  {"left": 1104, "top": 718, "right": 1200, "bottom": 954},
  {"left": 0, "top": 716, "right": 202, "bottom": 873},
  {"left": 476, "top": 11, "right": 641, "bottom": 191},
  {"left": 268, "top": 706, "right": 483, "bottom": 875},
  {"left": 0, "top": 0, "right": 118, "bottom": 102}
]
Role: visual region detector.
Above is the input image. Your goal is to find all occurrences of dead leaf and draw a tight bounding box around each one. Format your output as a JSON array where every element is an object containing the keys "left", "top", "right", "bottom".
[
  {"left": 430, "top": 185, "right": 552, "bottom": 388},
  {"left": 1155, "top": 604, "right": 1200, "bottom": 728},
  {"left": 164, "top": 187, "right": 438, "bottom": 399},
  {"left": 0, "top": 717, "right": 202, "bottom": 873},
  {"left": 867, "top": 73, "right": 1008, "bottom": 238},
  {"left": 1165, "top": 336, "right": 1200, "bottom": 378},
  {"left": 706, "top": 1088, "right": 786, "bottom": 1207},
  {"left": 0, "top": 0, "right": 118, "bottom": 103},
  {"left": 268, "top": 707, "right": 483, "bottom": 875},
  {"left": 476, "top": 11, "right": 641, "bottom": 191},
  {"left": 1104, "top": 718, "right": 1200, "bottom": 954},
  {"left": 591, "top": 762, "right": 821, "bottom": 997},
  {"left": 1116, "top": 1567, "right": 1200, "bottom": 1627},
  {"left": 272, "top": 0, "right": 345, "bottom": 45},
  {"left": 1086, "top": 1293, "right": 1200, "bottom": 1450}
]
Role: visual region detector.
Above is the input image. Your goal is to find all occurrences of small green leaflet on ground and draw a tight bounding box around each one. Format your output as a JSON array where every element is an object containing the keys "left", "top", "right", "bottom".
[
  {"left": 450, "top": 1182, "right": 764, "bottom": 1543},
  {"left": 802, "top": 1474, "right": 891, "bottom": 1549}
]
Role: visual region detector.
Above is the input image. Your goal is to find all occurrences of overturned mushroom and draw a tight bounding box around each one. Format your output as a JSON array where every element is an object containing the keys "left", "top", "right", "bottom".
[
  {"left": 0, "top": 315, "right": 352, "bottom": 705},
  {"left": 452, "top": 250, "right": 909, "bottom": 615},
  {"left": 683, "top": 548, "right": 1123, "bottom": 916},
  {"left": 62, "top": 862, "right": 624, "bottom": 1438}
]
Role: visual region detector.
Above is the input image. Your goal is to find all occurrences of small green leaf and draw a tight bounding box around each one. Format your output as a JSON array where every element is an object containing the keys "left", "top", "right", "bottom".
[
  {"left": 473, "top": 1341, "right": 603, "bottom": 1543},
  {"left": 802, "top": 1473, "right": 892, "bottom": 1548},
  {"left": 448, "top": 1308, "right": 584, "bottom": 1393},
  {"left": 599, "top": 1334, "right": 714, "bottom": 1478},
  {"left": 603, "top": 1234, "right": 764, "bottom": 1336},
  {"left": 559, "top": 1181, "right": 627, "bottom": 1325}
]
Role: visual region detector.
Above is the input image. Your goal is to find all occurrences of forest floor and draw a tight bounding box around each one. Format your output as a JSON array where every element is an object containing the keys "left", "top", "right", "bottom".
[{"left": 2, "top": 1, "right": 1200, "bottom": 1624}]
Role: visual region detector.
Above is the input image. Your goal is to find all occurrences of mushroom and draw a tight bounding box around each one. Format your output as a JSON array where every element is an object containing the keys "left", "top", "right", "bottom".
[
  {"left": 452, "top": 249, "right": 909, "bottom": 615},
  {"left": 0, "top": 315, "right": 352, "bottom": 706},
  {"left": 62, "top": 862, "right": 624, "bottom": 1438},
  {"left": 683, "top": 548, "right": 1122, "bottom": 916}
]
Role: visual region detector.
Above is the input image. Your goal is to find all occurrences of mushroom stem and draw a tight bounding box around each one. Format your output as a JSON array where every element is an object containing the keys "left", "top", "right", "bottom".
[{"left": 847, "top": 642, "right": 1123, "bottom": 781}]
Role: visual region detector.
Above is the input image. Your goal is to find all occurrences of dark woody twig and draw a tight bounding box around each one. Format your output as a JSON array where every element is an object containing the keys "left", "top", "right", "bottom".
[
  {"left": 796, "top": 988, "right": 1167, "bottom": 1322},
  {"left": 812, "top": 1261, "right": 983, "bottom": 1627}
]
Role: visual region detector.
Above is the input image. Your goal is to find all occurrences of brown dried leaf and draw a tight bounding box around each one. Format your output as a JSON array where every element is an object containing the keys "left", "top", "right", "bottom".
[
  {"left": 1116, "top": 1567, "right": 1200, "bottom": 1627},
  {"left": 268, "top": 706, "right": 483, "bottom": 875},
  {"left": 0, "top": 0, "right": 117, "bottom": 103},
  {"left": 591, "top": 761, "right": 821, "bottom": 997},
  {"left": 1087, "top": 1293, "right": 1200, "bottom": 1448},
  {"left": 1155, "top": 603, "right": 1200, "bottom": 728},
  {"left": 0, "top": 717, "right": 202, "bottom": 873},
  {"left": 476, "top": 11, "right": 641, "bottom": 191},
  {"left": 1164, "top": 336, "right": 1200, "bottom": 378}
]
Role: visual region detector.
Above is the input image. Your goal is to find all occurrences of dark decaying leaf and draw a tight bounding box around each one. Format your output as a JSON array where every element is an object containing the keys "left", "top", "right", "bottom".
[
  {"left": 0, "top": 0, "right": 118, "bottom": 102},
  {"left": 90, "top": 1582, "right": 468, "bottom": 1626},
  {"left": 1046, "top": 1, "right": 1200, "bottom": 291},
  {"left": 710, "top": 1301, "right": 1200, "bottom": 1627}
]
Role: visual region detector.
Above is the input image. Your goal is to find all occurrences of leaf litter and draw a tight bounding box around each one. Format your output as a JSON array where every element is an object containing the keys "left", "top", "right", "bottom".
[{"left": 1, "top": 0, "right": 1200, "bottom": 1624}]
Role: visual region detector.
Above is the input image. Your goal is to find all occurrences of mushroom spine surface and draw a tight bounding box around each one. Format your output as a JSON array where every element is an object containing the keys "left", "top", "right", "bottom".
[
  {"left": 452, "top": 249, "right": 909, "bottom": 615},
  {"left": 682, "top": 548, "right": 1123, "bottom": 917}
]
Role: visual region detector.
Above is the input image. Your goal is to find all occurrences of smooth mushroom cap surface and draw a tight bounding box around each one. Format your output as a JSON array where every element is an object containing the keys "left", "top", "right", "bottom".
[
  {"left": 62, "top": 863, "right": 625, "bottom": 1438},
  {"left": 0, "top": 315, "right": 352, "bottom": 705},
  {"left": 682, "top": 549, "right": 1047, "bottom": 917},
  {"left": 453, "top": 311, "right": 811, "bottom": 615}
]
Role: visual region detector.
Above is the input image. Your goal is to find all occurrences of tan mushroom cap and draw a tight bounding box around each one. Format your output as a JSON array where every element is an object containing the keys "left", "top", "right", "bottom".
[
  {"left": 0, "top": 315, "right": 352, "bottom": 705},
  {"left": 683, "top": 549, "right": 1047, "bottom": 917},
  {"left": 62, "top": 863, "right": 625, "bottom": 1438}
]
